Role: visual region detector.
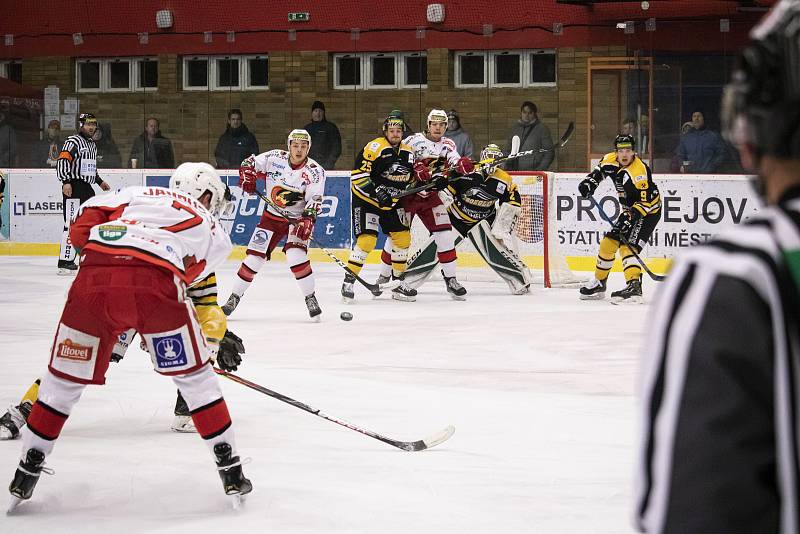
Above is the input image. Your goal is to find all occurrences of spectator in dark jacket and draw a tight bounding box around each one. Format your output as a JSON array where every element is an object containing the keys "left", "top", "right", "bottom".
[
  {"left": 30, "top": 119, "right": 61, "bottom": 168},
  {"left": 444, "top": 109, "right": 474, "bottom": 158},
  {"left": 0, "top": 110, "right": 18, "bottom": 168},
  {"left": 93, "top": 122, "right": 122, "bottom": 169},
  {"left": 304, "top": 101, "right": 341, "bottom": 170},
  {"left": 214, "top": 108, "right": 259, "bottom": 168},
  {"left": 129, "top": 117, "right": 174, "bottom": 168},
  {"left": 676, "top": 111, "right": 727, "bottom": 173},
  {"left": 505, "top": 101, "right": 554, "bottom": 171}
]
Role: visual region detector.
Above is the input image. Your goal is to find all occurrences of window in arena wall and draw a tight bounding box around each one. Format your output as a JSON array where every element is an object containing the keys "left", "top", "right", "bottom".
[
  {"left": 528, "top": 50, "right": 557, "bottom": 86},
  {"left": 368, "top": 53, "right": 397, "bottom": 89},
  {"left": 401, "top": 52, "right": 427, "bottom": 88},
  {"left": 0, "top": 60, "right": 22, "bottom": 84},
  {"left": 76, "top": 60, "right": 102, "bottom": 92},
  {"left": 245, "top": 56, "right": 269, "bottom": 90},
  {"left": 107, "top": 59, "right": 133, "bottom": 92},
  {"left": 491, "top": 51, "right": 522, "bottom": 87},
  {"left": 136, "top": 58, "right": 158, "bottom": 91},
  {"left": 333, "top": 54, "right": 363, "bottom": 89},
  {"left": 214, "top": 57, "right": 241, "bottom": 90},
  {"left": 454, "top": 52, "right": 487, "bottom": 88},
  {"left": 183, "top": 57, "right": 209, "bottom": 90}
]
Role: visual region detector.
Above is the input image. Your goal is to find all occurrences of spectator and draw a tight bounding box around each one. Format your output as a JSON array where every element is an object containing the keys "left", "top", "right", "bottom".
[
  {"left": 214, "top": 108, "right": 259, "bottom": 169},
  {"left": 93, "top": 123, "right": 122, "bottom": 169},
  {"left": 129, "top": 117, "right": 174, "bottom": 168},
  {"left": 30, "top": 119, "right": 61, "bottom": 168},
  {"left": 444, "top": 109, "right": 474, "bottom": 158},
  {"left": 304, "top": 101, "right": 341, "bottom": 170},
  {"left": 676, "top": 110, "right": 727, "bottom": 173},
  {"left": 0, "top": 110, "right": 18, "bottom": 168},
  {"left": 505, "top": 101, "right": 554, "bottom": 171}
]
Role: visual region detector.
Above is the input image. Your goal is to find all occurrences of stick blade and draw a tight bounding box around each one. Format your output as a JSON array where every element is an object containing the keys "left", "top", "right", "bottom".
[
  {"left": 510, "top": 135, "right": 521, "bottom": 156},
  {"left": 402, "top": 425, "right": 455, "bottom": 452},
  {"left": 559, "top": 122, "right": 575, "bottom": 147}
]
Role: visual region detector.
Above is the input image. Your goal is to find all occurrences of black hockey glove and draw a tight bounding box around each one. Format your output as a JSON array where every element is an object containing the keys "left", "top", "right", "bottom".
[
  {"left": 433, "top": 172, "right": 449, "bottom": 191},
  {"left": 578, "top": 176, "right": 600, "bottom": 199},
  {"left": 612, "top": 209, "right": 640, "bottom": 239},
  {"left": 374, "top": 186, "right": 393, "bottom": 208},
  {"left": 217, "top": 330, "right": 245, "bottom": 372}
]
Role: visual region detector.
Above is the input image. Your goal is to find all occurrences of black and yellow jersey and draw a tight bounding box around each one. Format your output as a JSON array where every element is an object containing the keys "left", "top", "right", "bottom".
[
  {"left": 592, "top": 153, "right": 660, "bottom": 217},
  {"left": 447, "top": 167, "right": 521, "bottom": 224},
  {"left": 187, "top": 272, "right": 226, "bottom": 348},
  {"left": 351, "top": 136, "right": 415, "bottom": 210}
]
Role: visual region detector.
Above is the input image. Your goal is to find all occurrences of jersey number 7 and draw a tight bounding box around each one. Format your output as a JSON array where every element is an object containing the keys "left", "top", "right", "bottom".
[{"left": 161, "top": 200, "right": 203, "bottom": 233}]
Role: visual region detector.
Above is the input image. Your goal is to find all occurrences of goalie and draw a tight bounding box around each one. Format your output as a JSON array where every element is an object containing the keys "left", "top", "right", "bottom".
[{"left": 403, "top": 144, "right": 532, "bottom": 294}]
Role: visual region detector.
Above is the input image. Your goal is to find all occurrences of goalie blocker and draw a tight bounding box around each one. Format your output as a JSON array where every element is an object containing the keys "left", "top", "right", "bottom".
[{"left": 404, "top": 203, "right": 532, "bottom": 294}]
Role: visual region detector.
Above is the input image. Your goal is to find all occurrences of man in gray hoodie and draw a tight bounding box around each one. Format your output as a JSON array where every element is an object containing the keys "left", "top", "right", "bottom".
[
  {"left": 444, "top": 110, "right": 474, "bottom": 159},
  {"left": 505, "top": 101, "right": 554, "bottom": 171}
]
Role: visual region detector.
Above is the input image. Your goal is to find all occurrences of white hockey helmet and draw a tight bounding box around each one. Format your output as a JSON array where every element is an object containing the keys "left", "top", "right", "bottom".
[
  {"left": 287, "top": 128, "right": 312, "bottom": 149},
  {"left": 170, "top": 162, "right": 228, "bottom": 216},
  {"left": 427, "top": 109, "right": 448, "bottom": 125}
]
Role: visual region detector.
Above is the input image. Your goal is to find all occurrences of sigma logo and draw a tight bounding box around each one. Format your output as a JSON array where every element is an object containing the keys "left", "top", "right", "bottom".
[
  {"left": 153, "top": 333, "right": 188, "bottom": 368},
  {"left": 57, "top": 339, "right": 93, "bottom": 361},
  {"left": 252, "top": 229, "right": 268, "bottom": 245}
]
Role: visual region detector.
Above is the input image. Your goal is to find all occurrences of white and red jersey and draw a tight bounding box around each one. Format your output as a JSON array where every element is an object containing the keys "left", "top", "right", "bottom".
[
  {"left": 70, "top": 186, "right": 233, "bottom": 284},
  {"left": 403, "top": 133, "right": 461, "bottom": 167},
  {"left": 245, "top": 150, "right": 326, "bottom": 217}
]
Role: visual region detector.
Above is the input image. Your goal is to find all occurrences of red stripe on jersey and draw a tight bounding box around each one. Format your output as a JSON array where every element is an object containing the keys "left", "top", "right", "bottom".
[
  {"left": 190, "top": 398, "right": 232, "bottom": 440},
  {"left": 381, "top": 249, "right": 392, "bottom": 266},
  {"left": 237, "top": 263, "right": 258, "bottom": 282},
  {"left": 290, "top": 260, "right": 312, "bottom": 279},
  {"left": 438, "top": 248, "right": 457, "bottom": 263},
  {"left": 26, "top": 401, "right": 69, "bottom": 441}
]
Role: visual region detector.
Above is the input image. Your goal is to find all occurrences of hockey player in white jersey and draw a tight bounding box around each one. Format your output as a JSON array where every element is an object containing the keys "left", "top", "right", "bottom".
[
  {"left": 8, "top": 164, "right": 252, "bottom": 510},
  {"left": 223, "top": 129, "right": 327, "bottom": 320},
  {"left": 377, "top": 109, "right": 475, "bottom": 299}
]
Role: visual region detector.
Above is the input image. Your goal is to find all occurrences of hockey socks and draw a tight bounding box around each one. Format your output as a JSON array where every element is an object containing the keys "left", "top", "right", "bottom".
[
  {"left": 594, "top": 237, "right": 620, "bottom": 282},
  {"left": 231, "top": 253, "right": 265, "bottom": 298},
  {"left": 286, "top": 246, "right": 315, "bottom": 297}
]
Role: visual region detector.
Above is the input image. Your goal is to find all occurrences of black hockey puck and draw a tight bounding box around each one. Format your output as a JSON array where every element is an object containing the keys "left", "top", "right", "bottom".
[{"left": 340, "top": 312, "right": 353, "bottom": 321}]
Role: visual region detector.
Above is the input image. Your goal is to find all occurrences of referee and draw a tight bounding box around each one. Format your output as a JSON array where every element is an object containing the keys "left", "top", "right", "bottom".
[
  {"left": 635, "top": 1, "right": 800, "bottom": 532},
  {"left": 56, "top": 112, "right": 110, "bottom": 274}
]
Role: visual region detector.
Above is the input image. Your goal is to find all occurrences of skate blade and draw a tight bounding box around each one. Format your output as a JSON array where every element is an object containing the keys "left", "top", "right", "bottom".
[
  {"left": 610, "top": 296, "right": 644, "bottom": 305},
  {"left": 449, "top": 294, "right": 467, "bottom": 301},
  {"left": 57, "top": 269, "right": 77, "bottom": 276},
  {"left": 0, "top": 427, "right": 19, "bottom": 440},
  {"left": 342, "top": 296, "right": 355, "bottom": 304},
  {"left": 230, "top": 493, "right": 247, "bottom": 510},
  {"left": 391, "top": 294, "right": 416, "bottom": 302},
  {"left": 309, "top": 315, "right": 321, "bottom": 323},
  {"left": 7, "top": 495, "right": 23, "bottom": 514},
  {"left": 579, "top": 293, "right": 606, "bottom": 301}
]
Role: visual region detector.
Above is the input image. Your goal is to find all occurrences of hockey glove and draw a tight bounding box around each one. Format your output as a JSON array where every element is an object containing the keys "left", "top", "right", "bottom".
[
  {"left": 217, "top": 330, "right": 245, "bottom": 372},
  {"left": 374, "top": 185, "right": 393, "bottom": 208},
  {"left": 613, "top": 209, "right": 640, "bottom": 239},
  {"left": 455, "top": 156, "right": 475, "bottom": 176},
  {"left": 413, "top": 161, "right": 432, "bottom": 183},
  {"left": 578, "top": 176, "right": 599, "bottom": 199},
  {"left": 433, "top": 172, "right": 449, "bottom": 191},
  {"left": 292, "top": 209, "right": 316, "bottom": 241},
  {"left": 238, "top": 166, "right": 259, "bottom": 195}
]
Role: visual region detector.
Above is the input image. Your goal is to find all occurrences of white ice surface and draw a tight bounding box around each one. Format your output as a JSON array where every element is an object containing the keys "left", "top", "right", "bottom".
[{"left": 0, "top": 257, "right": 650, "bottom": 533}]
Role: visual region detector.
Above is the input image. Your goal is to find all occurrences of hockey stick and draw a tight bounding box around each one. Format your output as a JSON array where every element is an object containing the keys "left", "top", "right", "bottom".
[
  {"left": 589, "top": 196, "right": 666, "bottom": 282},
  {"left": 253, "top": 190, "right": 399, "bottom": 293},
  {"left": 480, "top": 121, "right": 575, "bottom": 173},
  {"left": 214, "top": 367, "right": 456, "bottom": 452}
]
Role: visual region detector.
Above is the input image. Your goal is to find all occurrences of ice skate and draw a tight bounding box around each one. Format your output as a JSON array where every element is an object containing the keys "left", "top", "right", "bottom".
[
  {"left": 391, "top": 277, "right": 417, "bottom": 302},
  {"left": 305, "top": 293, "right": 322, "bottom": 321},
  {"left": 579, "top": 278, "right": 607, "bottom": 300},
  {"left": 171, "top": 392, "right": 196, "bottom": 433},
  {"left": 0, "top": 402, "right": 31, "bottom": 441},
  {"left": 214, "top": 442, "right": 252, "bottom": 505},
  {"left": 610, "top": 276, "right": 643, "bottom": 305},
  {"left": 221, "top": 293, "right": 241, "bottom": 316},
  {"left": 371, "top": 274, "right": 391, "bottom": 298},
  {"left": 443, "top": 273, "right": 467, "bottom": 301},
  {"left": 57, "top": 260, "right": 77, "bottom": 276},
  {"left": 8, "top": 448, "right": 53, "bottom": 508},
  {"left": 341, "top": 274, "right": 355, "bottom": 303}
]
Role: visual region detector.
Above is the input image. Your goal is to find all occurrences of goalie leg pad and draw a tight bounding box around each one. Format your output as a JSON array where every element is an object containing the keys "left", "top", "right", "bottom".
[
  {"left": 403, "top": 236, "right": 439, "bottom": 289},
  {"left": 468, "top": 220, "right": 531, "bottom": 294},
  {"left": 492, "top": 202, "right": 522, "bottom": 241}
]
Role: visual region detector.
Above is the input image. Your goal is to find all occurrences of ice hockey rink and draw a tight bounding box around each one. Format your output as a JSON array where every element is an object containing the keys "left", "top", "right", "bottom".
[{"left": 0, "top": 256, "right": 650, "bottom": 534}]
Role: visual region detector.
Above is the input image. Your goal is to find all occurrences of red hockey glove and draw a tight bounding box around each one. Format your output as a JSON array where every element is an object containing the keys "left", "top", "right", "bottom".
[
  {"left": 455, "top": 156, "right": 475, "bottom": 175},
  {"left": 292, "top": 209, "right": 316, "bottom": 241},
  {"left": 413, "top": 161, "right": 432, "bottom": 183},
  {"left": 238, "top": 166, "right": 258, "bottom": 195}
]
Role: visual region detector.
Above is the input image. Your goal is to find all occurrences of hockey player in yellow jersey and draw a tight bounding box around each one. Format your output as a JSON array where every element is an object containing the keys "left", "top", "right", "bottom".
[
  {"left": 343, "top": 114, "right": 417, "bottom": 302},
  {"left": 577, "top": 134, "right": 661, "bottom": 303}
]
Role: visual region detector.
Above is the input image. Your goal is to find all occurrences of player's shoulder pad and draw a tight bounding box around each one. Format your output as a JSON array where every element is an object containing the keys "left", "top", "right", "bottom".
[
  {"left": 626, "top": 157, "right": 651, "bottom": 188},
  {"left": 599, "top": 152, "right": 618, "bottom": 166},
  {"left": 362, "top": 137, "right": 391, "bottom": 162}
]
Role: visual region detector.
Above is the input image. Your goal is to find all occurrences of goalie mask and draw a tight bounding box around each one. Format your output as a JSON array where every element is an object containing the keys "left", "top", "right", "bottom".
[
  {"left": 170, "top": 162, "right": 228, "bottom": 217},
  {"left": 480, "top": 144, "right": 504, "bottom": 163}
]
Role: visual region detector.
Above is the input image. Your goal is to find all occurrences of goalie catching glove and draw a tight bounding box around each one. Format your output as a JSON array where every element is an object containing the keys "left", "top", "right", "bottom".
[
  {"left": 292, "top": 208, "right": 317, "bottom": 241},
  {"left": 216, "top": 330, "right": 245, "bottom": 372}
]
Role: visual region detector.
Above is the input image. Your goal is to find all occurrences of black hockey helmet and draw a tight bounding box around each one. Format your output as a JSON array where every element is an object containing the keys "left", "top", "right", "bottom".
[
  {"left": 383, "top": 114, "right": 405, "bottom": 132},
  {"left": 722, "top": 0, "right": 800, "bottom": 160},
  {"left": 614, "top": 134, "right": 635, "bottom": 151},
  {"left": 78, "top": 113, "right": 97, "bottom": 127}
]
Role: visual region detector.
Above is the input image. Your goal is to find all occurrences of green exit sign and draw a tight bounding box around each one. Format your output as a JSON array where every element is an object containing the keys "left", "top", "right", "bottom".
[{"left": 288, "top": 12, "right": 310, "bottom": 22}]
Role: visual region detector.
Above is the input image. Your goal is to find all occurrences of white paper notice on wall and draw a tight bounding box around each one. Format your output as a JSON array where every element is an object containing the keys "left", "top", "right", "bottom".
[
  {"left": 63, "top": 99, "right": 79, "bottom": 114},
  {"left": 60, "top": 114, "right": 75, "bottom": 131}
]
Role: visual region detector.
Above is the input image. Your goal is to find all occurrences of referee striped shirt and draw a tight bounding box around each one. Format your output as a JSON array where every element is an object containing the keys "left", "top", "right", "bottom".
[
  {"left": 57, "top": 133, "right": 103, "bottom": 185},
  {"left": 635, "top": 187, "right": 800, "bottom": 533}
]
